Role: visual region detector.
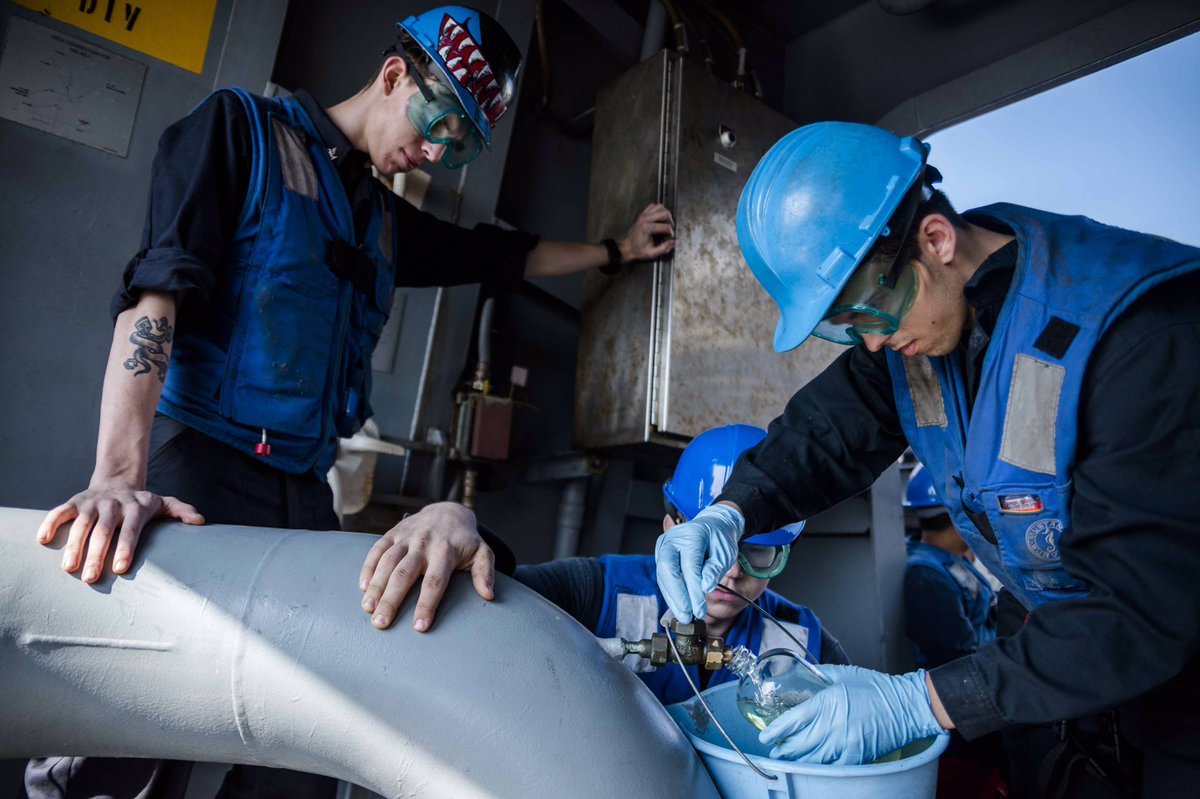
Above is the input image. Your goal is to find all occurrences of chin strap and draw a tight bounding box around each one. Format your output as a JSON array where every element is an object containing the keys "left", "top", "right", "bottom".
[{"left": 880, "top": 159, "right": 944, "bottom": 290}]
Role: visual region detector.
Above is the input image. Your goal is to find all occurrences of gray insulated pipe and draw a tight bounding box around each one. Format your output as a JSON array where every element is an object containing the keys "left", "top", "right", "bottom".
[{"left": 0, "top": 508, "right": 719, "bottom": 798}]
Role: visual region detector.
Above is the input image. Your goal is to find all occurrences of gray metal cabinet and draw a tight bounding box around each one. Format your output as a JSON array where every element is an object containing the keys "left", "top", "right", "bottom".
[{"left": 576, "top": 51, "right": 843, "bottom": 450}]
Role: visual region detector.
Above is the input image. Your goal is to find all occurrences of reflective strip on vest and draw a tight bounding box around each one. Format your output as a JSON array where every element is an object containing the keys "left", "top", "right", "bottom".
[
  {"left": 999, "top": 353, "right": 1063, "bottom": 475},
  {"left": 271, "top": 118, "right": 318, "bottom": 200},
  {"left": 614, "top": 593, "right": 659, "bottom": 673},
  {"left": 903, "top": 355, "right": 948, "bottom": 428},
  {"left": 760, "top": 619, "right": 809, "bottom": 657}
]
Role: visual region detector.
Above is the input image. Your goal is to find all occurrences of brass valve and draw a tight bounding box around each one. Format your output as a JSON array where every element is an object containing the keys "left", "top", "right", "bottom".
[{"left": 619, "top": 619, "right": 734, "bottom": 672}]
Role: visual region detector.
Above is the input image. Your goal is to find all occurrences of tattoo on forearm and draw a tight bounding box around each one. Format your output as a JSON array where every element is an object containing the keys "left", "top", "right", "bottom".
[{"left": 123, "top": 316, "right": 174, "bottom": 382}]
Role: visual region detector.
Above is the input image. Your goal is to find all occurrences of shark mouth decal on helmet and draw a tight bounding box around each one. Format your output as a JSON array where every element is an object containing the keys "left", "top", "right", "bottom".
[{"left": 437, "top": 13, "right": 507, "bottom": 125}]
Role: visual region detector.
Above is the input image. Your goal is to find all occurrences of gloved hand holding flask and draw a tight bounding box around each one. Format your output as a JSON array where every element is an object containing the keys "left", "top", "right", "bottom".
[
  {"left": 654, "top": 503, "right": 744, "bottom": 622},
  {"left": 759, "top": 664, "right": 948, "bottom": 764}
]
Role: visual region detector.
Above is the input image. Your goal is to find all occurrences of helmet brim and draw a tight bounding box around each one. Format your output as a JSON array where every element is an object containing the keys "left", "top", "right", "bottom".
[
  {"left": 397, "top": 18, "right": 495, "bottom": 150},
  {"left": 744, "top": 521, "right": 805, "bottom": 547}
]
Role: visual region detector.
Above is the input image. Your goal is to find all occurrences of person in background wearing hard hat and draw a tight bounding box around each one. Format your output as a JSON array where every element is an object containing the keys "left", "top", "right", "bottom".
[
  {"left": 654, "top": 122, "right": 1200, "bottom": 796},
  {"left": 29, "top": 6, "right": 673, "bottom": 799},
  {"left": 903, "top": 462, "right": 1006, "bottom": 799},
  {"left": 516, "top": 424, "right": 849, "bottom": 706},
  {"left": 903, "top": 463, "right": 997, "bottom": 669}
]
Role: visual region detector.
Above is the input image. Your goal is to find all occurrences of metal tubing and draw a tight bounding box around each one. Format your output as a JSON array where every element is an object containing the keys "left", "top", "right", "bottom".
[
  {"left": 552, "top": 477, "right": 588, "bottom": 560},
  {"left": 476, "top": 296, "right": 495, "bottom": 380},
  {"left": 641, "top": 0, "right": 669, "bottom": 61},
  {"left": 462, "top": 465, "right": 478, "bottom": 509},
  {"left": 0, "top": 508, "right": 717, "bottom": 799}
]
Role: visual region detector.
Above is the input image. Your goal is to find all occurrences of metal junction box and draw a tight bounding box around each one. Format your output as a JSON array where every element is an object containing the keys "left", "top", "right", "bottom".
[{"left": 575, "top": 51, "right": 843, "bottom": 451}]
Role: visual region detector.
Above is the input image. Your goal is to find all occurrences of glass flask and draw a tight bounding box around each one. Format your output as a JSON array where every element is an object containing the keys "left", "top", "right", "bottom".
[{"left": 727, "top": 647, "right": 833, "bottom": 731}]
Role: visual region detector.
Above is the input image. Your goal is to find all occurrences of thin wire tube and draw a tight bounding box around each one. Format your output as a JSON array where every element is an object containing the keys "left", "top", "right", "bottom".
[
  {"left": 661, "top": 621, "right": 777, "bottom": 781},
  {"left": 721, "top": 584, "right": 833, "bottom": 686}
]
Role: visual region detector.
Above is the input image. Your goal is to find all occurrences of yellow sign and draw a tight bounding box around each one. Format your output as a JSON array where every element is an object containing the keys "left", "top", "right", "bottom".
[{"left": 12, "top": 0, "right": 219, "bottom": 74}]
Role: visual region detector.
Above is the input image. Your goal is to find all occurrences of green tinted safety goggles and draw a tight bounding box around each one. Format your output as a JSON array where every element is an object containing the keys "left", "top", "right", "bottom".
[
  {"left": 737, "top": 543, "right": 790, "bottom": 580},
  {"left": 405, "top": 74, "right": 484, "bottom": 169},
  {"left": 668, "top": 505, "right": 791, "bottom": 580},
  {"left": 813, "top": 175, "right": 929, "bottom": 345},
  {"left": 812, "top": 255, "right": 919, "bottom": 345}
]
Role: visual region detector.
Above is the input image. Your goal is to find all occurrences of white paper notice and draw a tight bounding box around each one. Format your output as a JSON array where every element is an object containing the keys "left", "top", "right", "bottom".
[{"left": 0, "top": 17, "right": 147, "bottom": 157}]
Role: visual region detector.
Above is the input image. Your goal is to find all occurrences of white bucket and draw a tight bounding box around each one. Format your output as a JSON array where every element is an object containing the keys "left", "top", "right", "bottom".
[{"left": 667, "top": 682, "right": 949, "bottom": 799}]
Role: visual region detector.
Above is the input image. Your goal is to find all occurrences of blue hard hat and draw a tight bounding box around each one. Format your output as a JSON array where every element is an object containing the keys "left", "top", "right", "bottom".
[
  {"left": 902, "top": 463, "right": 943, "bottom": 515},
  {"left": 663, "top": 424, "right": 805, "bottom": 547},
  {"left": 398, "top": 6, "right": 522, "bottom": 149},
  {"left": 737, "top": 122, "right": 929, "bottom": 352}
]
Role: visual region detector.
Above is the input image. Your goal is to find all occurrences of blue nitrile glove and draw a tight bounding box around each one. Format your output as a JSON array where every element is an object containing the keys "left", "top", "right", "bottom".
[
  {"left": 759, "top": 664, "right": 946, "bottom": 764},
  {"left": 654, "top": 503, "right": 743, "bottom": 623}
]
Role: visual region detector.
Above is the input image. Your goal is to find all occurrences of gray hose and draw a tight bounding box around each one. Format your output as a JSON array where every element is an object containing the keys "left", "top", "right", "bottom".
[
  {"left": 477, "top": 296, "right": 495, "bottom": 369},
  {"left": 552, "top": 477, "right": 588, "bottom": 560}
]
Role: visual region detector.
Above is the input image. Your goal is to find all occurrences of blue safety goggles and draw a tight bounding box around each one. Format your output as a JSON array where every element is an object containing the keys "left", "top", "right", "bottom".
[{"left": 400, "top": 52, "right": 484, "bottom": 169}]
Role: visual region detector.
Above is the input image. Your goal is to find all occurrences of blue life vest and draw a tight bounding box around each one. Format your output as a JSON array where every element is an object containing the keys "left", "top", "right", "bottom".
[
  {"left": 159, "top": 89, "right": 398, "bottom": 474},
  {"left": 887, "top": 204, "right": 1200, "bottom": 609},
  {"left": 905, "top": 541, "right": 997, "bottom": 667},
  {"left": 596, "top": 555, "right": 824, "bottom": 706}
]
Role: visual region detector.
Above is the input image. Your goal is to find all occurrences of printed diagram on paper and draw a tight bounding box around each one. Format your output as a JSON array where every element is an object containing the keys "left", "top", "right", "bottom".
[{"left": 0, "top": 17, "right": 146, "bottom": 156}]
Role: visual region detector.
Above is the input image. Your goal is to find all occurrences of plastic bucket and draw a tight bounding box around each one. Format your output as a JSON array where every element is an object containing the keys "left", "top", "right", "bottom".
[{"left": 667, "top": 682, "right": 949, "bottom": 799}]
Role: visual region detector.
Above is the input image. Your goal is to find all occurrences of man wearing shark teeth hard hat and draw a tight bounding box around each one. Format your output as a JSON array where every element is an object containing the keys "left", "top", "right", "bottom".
[
  {"left": 395, "top": 6, "right": 522, "bottom": 165},
  {"left": 30, "top": 6, "right": 676, "bottom": 799}
]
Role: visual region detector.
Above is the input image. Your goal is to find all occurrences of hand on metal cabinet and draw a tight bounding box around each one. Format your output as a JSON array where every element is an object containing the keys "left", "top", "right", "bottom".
[
  {"left": 619, "top": 202, "right": 676, "bottom": 263},
  {"left": 358, "top": 501, "right": 495, "bottom": 632},
  {"left": 37, "top": 488, "right": 205, "bottom": 583}
]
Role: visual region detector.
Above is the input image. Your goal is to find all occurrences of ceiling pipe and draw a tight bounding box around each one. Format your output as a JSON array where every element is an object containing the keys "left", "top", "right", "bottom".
[
  {"left": 660, "top": 0, "right": 690, "bottom": 55},
  {"left": 0, "top": 508, "right": 718, "bottom": 798},
  {"left": 688, "top": 0, "right": 748, "bottom": 89},
  {"left": 641, "top": 0, "right": 670, "bottom": 60}
]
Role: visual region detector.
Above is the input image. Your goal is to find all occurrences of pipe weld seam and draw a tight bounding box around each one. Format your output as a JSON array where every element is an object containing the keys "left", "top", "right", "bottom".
[
  {"left": 20, "top": 634, "right": 174, "bottom": 651},
  {"left": 230, "top": 532, "right": 301, "bottom": 752}
]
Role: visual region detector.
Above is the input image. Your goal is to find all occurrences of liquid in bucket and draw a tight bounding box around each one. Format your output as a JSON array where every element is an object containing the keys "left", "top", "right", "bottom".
[{"left": 726, "top": 647, "right": 832, "bottom": 731}]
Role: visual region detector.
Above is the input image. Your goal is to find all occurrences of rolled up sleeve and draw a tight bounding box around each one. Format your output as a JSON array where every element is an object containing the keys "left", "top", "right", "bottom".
[{"left": 110, "top": 90, "right": 251, "bottom": 320}]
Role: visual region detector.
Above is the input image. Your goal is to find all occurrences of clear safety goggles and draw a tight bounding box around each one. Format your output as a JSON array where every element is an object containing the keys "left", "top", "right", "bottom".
[
  {"left": 812, "top": 172, "right": 931, "bottom": 346},
  {"left": 402, "top": 55, "right": 483, "bottom": 169},
  {"left": 812, "top": 252, "right": 919, "bottom": 345},
  {"left": 737, "top": 543, "right": 790, "bottom": 580}
]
